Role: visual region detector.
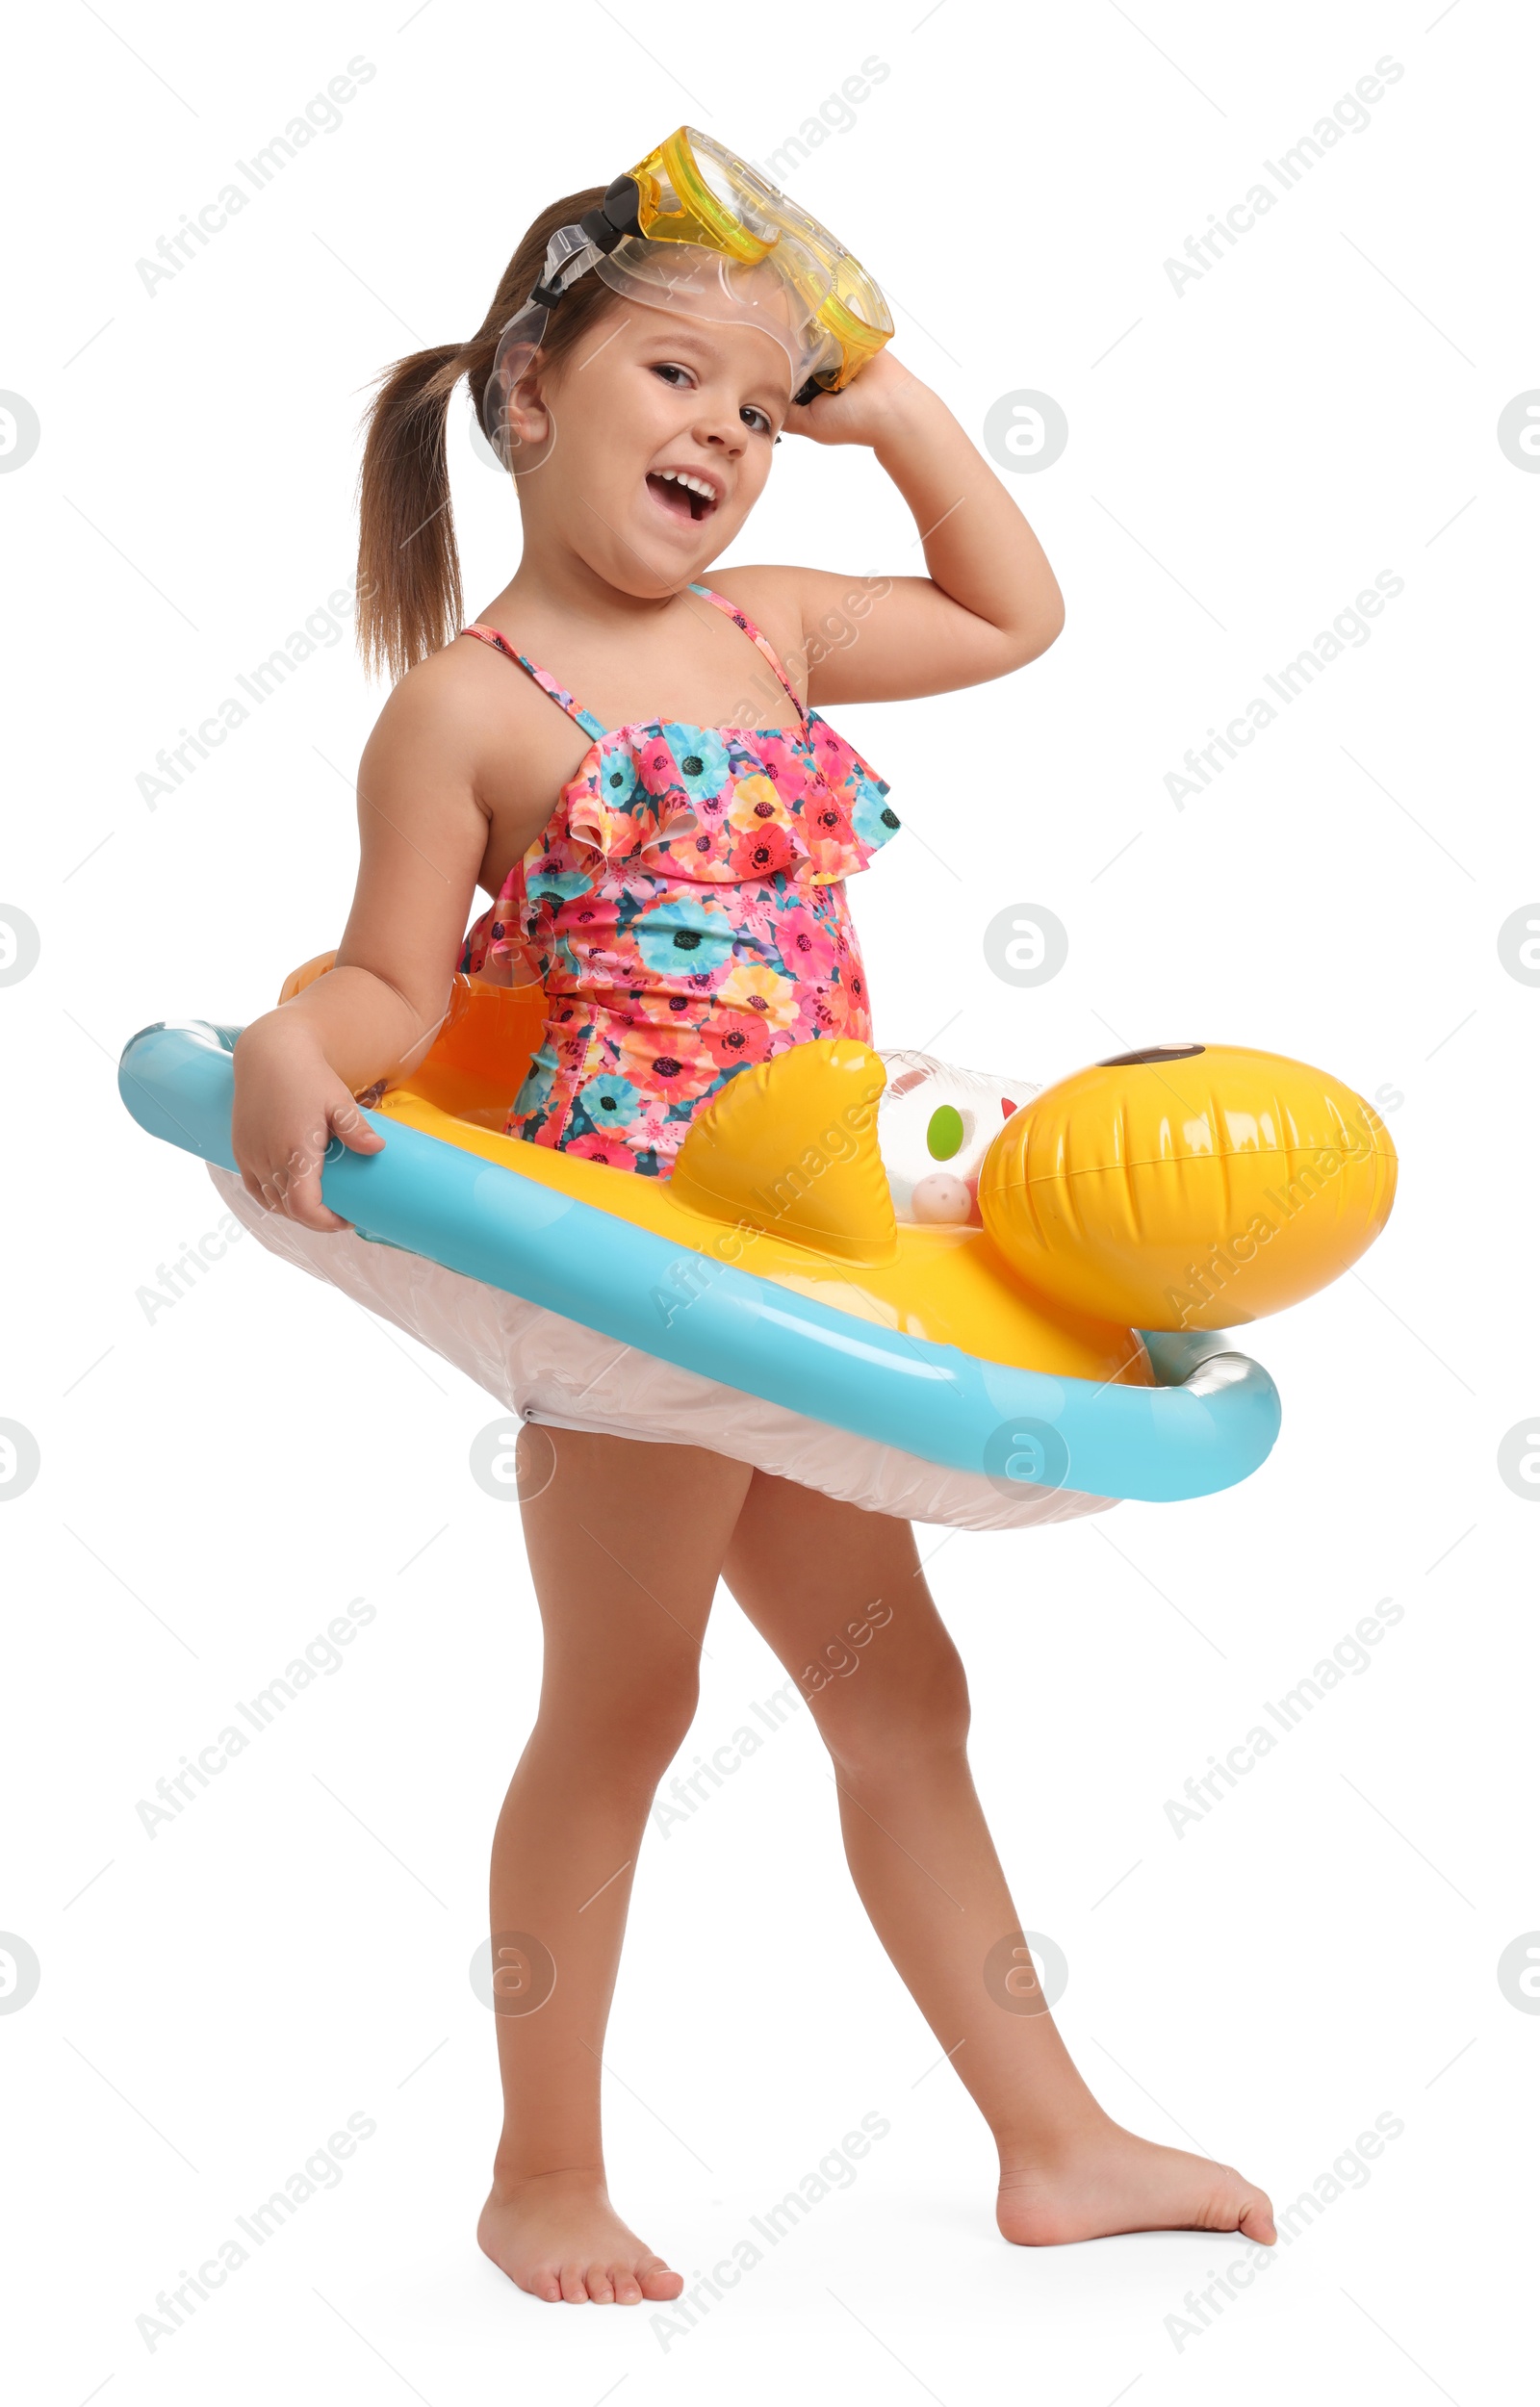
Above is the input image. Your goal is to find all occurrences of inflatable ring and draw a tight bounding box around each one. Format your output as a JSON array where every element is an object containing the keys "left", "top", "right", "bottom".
[{"left": 117, "top": 980, "right": 1395, "bottom": 1529}]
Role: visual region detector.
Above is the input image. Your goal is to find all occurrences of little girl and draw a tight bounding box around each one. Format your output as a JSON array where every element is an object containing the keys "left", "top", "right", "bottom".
[{"left": 230, "top": 153, "right": 1275, "bottom": 2307}]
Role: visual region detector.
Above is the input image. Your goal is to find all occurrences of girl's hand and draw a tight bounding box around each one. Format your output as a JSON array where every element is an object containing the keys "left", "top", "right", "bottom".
[
  {"left": 781, "top": 347, "right": 925, "bottom": 450},
  {"left": 231, "top": 1013, "right": 386, "bottom": 1234}
]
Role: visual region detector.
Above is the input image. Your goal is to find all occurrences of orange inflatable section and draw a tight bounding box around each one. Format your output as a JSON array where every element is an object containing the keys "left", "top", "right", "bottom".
[{"left": 276, "top": 955, "right": 545, "bottom": 1131}]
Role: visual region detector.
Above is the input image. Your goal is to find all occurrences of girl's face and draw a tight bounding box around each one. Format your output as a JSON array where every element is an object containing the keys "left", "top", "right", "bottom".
[{"left": 505, "top": 297, "right": 794, "bottom": 597}]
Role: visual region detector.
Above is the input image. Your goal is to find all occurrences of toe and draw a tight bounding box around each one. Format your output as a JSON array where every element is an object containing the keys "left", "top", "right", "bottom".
[
  {"left": 1240, "top": 2189, "right": 1276, "bottom": 2244},
  {"left": 610, "top": 2262, "right": 644, "bottom": 2305},
  {"left": 559, "top": 2263, "right": 590, "bottom": 2303},
  {"left": 530, "top": 2269, "right": 563, "bottom": 2304},
  {"left": 638, "top": 2255, "right": 683, "bottom": 2301},
  {"left": 585, "top": 2262, "right": 616, "bottom": 2302}
]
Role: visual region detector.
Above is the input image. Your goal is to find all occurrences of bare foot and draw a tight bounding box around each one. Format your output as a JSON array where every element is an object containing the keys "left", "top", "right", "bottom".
[
  {"left": 477, "top": 2168, "right": 685, "bottom": 2304},
  {"left": 997, "top": 2118, "right": 1276, "bottom": 2247}
]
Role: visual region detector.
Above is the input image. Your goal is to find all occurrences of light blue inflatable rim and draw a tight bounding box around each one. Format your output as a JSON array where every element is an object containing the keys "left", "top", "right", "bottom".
[{"left": 117, "top": 1021, "right": 1281, "bottom": 1505}]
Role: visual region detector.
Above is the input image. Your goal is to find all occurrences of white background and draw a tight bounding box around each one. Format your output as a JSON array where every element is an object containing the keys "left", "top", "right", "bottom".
[{"left": 3, "top": 1, "right": 1535, "bottom": 2398}]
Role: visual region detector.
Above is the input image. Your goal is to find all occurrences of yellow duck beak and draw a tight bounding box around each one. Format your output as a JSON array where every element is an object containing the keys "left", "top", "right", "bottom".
[{"left": 977, "top": 1040, "right": 1399, "bottom": 1330}]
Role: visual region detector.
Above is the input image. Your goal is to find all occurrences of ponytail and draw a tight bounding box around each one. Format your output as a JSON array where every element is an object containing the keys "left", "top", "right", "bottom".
[
  {"left": 355, "top": 341, "right": 470, "bottom": 683},
  {"left": 354, "top": 183, "right": 617, "bottom": 683}
]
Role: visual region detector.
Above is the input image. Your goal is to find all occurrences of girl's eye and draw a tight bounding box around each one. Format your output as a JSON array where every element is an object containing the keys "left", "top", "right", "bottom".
[{"left": 651, "top": 363, "right": 773, "bottom": 436}]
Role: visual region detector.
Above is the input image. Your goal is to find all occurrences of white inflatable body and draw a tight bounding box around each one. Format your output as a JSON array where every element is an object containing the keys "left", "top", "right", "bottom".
[{"left": 208, "top": 1051, "right": 1113, "bottom": 1531}]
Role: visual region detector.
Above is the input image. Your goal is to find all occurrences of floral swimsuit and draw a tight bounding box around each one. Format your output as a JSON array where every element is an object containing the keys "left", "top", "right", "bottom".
[{"left": 458, "top": 582, "right": 901, "bottom": 1178}]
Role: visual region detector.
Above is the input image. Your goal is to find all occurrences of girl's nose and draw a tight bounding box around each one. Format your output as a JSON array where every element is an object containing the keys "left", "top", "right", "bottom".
[
  {"left": 689, "top": 391, "right": 750, "bottom": 454},
  {"left": 694, "top": 417, "right": 744, "bottom": 457}
]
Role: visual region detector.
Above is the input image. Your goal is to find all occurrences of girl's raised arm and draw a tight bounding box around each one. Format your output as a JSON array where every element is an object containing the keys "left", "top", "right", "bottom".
[{"left": 744, "top": 351, "right": 1065, "bottom": 706}]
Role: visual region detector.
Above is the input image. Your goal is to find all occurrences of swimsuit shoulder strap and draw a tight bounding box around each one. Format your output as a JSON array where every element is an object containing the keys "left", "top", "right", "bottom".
[
  {"left": 688, "top": 582, "right": 808, "bottom": 723},
  {"left": 461, "top": 625, "right": 608, "bottom": 743}
]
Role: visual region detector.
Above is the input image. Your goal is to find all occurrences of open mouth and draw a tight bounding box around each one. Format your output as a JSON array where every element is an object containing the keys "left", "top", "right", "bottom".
[{"left": 646, "top": 470, "right": 719, "bottom": 525}]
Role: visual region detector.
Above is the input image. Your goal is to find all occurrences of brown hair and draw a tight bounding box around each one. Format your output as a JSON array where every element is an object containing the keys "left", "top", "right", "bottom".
[{"left": 354, "top": 186, "right": 622, "bottom": 683}]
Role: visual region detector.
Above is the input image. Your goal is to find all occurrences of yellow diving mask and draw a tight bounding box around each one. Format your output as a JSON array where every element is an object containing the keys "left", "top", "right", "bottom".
[{"left": 482, "top": 125, "right": 893, "bottom": 469}]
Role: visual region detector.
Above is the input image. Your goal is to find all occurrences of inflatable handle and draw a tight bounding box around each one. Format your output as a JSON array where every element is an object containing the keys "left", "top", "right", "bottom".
[{"left": 118, "top": 1022, "right": 1282, "bottom": 1505}]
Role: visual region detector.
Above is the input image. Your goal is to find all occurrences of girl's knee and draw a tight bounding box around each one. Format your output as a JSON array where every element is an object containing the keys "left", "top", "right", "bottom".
[
  {"left": 816, "top": 1647, "right": 971, "bottom": 1779},
  {"left": 538, "top": 1666, "right": 701, "bottom": 1785}
]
